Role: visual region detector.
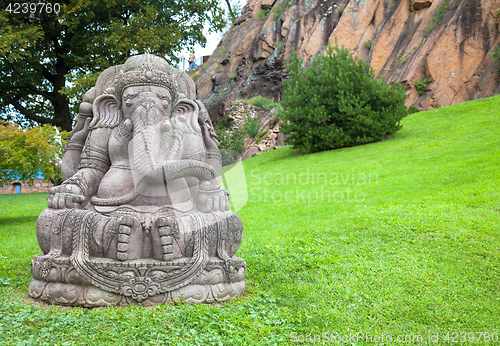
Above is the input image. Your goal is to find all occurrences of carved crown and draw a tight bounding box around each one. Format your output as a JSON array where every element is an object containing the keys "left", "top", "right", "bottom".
[{"left": 114, "top": 54, "right": 181, "bottom": 100}]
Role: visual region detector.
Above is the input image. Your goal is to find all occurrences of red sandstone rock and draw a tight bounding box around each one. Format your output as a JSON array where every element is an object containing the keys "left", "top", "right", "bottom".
[
  {"left": 192, "top": 0, "right": 500, "bottom": 119},
  {"left": 412, "top": 0, "right": 433, "bottom": 11},
  {"left": 260, "top": 0, "right": 275, "bottom": 10}
]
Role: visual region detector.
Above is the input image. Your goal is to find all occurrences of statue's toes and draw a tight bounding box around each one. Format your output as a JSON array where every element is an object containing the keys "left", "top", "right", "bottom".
[
  {"left": 154, "top": 216, "right": 175, "bottom": 228},
  {"left": 118, "top": 215, "right": 136, "bottom": 227}
]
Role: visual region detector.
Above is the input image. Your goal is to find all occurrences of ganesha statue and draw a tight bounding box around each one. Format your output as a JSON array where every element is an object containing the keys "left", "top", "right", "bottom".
[{"left": 29, "top": 54, "right": 246, "bottom": 307}]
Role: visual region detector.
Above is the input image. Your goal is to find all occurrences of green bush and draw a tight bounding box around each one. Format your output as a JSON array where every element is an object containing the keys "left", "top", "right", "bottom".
[
  {"left": 256, "top": 9, "right": 270, "bottom": 20},
  {"left": 280, "top": 43, "right": 408, "bottom": 153},
  {"left": 213, "top": 117, "right": 245, "bottom": 166},
  {"left": 244, "top": 117, "right": 260, "bottom": 137},
  {"left": 244, "top": 96, "right": 281, "bottom": 110},
  {"left": 424, "top": 0, "right": 450, "bottom": 36},
  {"left": 272, "top": 2, "right": 289, "bottom": 21},
  {"left": 491, "top": 44, "right": 500, "bottom": 73},
  {"left": 256, "top": 129, "right": 269, "bottom": 143},
  {"left": 408, "top": 104, "right": 420, "bottom": 114},
  {"left": 363, "top": 39, "right": 372, "bottom": 51},
  {"left": 414, "top": 76, "right": 431, "bottom": 96}
]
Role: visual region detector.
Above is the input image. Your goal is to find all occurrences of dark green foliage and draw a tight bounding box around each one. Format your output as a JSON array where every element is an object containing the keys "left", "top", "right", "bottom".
[
  {"left": 213, "top": 117, "right": 245, "bottom": 166},
  {"left": 244, "top": 96, "right": 281, "bottom": 110},
  {"left": 244, "top": 117, "right": 260, "bottom": 137},
  {"left": 256, "top": 129, "right": 268, "bottom": 143},
  {"left": 256, "top": 8, "right": 270, "bottom": 20},
  {"left": 424, "top": 0, "right": 450, "bottom": 36},
  {"left": 414, "top": 76, "right": 431, "bottom": 96},
  {"left": 280, "top": 43, "right": 408, "bottom": 153},
  {"left": 363, "top": 39, "right": 372, "bottom": 51},
  {"left": 0, "top": 0, "right": 226, "bottom": 130},
  {"left": 271, "top": 0, "right": 290, "bottom": 21},
  {"left": 491, "top": 44, "right": 500, "bottom": 73},
  {"left": 408, "top": 105, "right": 420, "bottom": 114}
]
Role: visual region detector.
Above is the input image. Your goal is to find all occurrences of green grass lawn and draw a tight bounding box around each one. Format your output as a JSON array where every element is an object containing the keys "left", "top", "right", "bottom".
[{"left": 0, "top": 95, "right": 499, "bottom": 345}]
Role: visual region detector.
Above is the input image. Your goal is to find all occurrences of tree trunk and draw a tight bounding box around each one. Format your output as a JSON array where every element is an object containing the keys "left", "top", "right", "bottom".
[
  {"left": 52, "top": 56, "right": 73, "bottom": 132},
  {"left": 52, "top": 93, "right": 73, "bottom": 132}
]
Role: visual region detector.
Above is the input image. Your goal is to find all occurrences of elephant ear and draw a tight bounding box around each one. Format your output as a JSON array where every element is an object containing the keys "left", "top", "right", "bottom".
[
  {"left": 177, "top": 71, "right": 196, "bottom": 100},
  {"left": 90, "top": 94, "right": 122, "bottom": 129},
  {"left": 174, "top": 98, "right": 201, "bottom": 133}
]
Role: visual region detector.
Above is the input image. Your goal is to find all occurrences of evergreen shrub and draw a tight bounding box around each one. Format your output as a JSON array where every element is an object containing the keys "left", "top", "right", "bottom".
[{"left": 280, "top": 43, "right": 408, "bottom": 153}]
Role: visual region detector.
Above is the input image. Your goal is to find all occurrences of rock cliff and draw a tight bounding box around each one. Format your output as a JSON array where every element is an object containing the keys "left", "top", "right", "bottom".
[{"left": 192, "top": 0, "right": 500, "bottom": 119}]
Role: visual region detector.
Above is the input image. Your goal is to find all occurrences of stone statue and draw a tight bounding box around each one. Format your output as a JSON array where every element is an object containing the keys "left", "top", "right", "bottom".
[{"left": 29, "top": 54, "right": 246, "bottom": 307}]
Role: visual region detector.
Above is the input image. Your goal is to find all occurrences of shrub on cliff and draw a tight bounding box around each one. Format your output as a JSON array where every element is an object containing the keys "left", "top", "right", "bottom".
[
  {"left": 214, "top": 117, "right": 245, "bottom": 166},
  {"left": 280, "top": 43, "right": 408, "bottom": 153}
]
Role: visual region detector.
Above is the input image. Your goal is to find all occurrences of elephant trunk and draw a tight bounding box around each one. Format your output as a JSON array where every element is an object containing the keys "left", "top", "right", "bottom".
[
  {"left": 91, "top": 121, "right": 216, "bottom": 207},
  {"left": 132, "top": 123, "right": 216, "bottom": 183}
]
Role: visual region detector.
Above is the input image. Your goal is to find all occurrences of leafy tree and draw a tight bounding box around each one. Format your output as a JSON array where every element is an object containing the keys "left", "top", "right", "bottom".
[
  {"left": 280, "top": 43, "right": 408, "bottom": 153},
  {"left": 0, "top": 121, "right": 68, "bottom": 186},
  {"left": 0, "top": 0, "right": 226, "bottom": 131}
]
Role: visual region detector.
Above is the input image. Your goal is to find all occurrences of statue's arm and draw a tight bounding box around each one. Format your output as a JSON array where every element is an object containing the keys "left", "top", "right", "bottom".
[
  {"left": 61, "top": 115, "right": 92, "bottom": 180},
  {"left": 195, "top": 100, "right": 222, "bottom": 181},
  {"left": 197, "top": 110, "right": 230, "bottom": 212},
  {"left": 48, "top": 127, "right": 111, "bottom": 209}
]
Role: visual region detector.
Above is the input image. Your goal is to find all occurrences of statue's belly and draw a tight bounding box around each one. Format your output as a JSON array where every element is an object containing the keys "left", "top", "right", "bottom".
[
  {"left": 96, "top": 167, "right": 136, "bottom": 199},
  {"left": 96, "top": 168, "right": 195, "bottom": 208}
]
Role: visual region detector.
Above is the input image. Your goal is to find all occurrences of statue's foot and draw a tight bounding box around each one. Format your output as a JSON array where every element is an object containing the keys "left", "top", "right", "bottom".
[
  {"left": 115, "top": 216, "right": 143, "bottom": 261},
  {"left": 152, "top": 216, "right": 178, "bottom": 261}
]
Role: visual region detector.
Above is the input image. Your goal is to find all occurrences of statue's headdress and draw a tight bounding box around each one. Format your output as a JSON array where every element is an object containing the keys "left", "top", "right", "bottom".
[
  {"left": 114, "top": 54, "right": 181, "bottom": 103},
  {"left": 90, "top": 54, "right": 195, "bottom": 129}
]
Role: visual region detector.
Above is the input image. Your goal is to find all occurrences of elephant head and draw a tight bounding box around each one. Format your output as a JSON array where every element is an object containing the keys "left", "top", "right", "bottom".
[{"left": 88, "top": 55, "right": 218, "bottom": 206}]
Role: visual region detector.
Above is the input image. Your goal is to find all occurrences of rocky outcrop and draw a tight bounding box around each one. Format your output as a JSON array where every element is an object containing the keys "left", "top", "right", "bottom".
[
  {"left": 216, "top": 100, "right": 286, "bottom": 161},
  {"left": 191, "top": 0, "right": 500, "bottom": 120}
]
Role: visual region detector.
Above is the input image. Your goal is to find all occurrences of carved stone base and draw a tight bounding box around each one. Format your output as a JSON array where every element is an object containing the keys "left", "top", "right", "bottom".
[
  {"left": 29, "top": 279, "right": 245, "bottom": 307},
  {"left": 29, "top": 256, "right": 246, "bottom": 307}
]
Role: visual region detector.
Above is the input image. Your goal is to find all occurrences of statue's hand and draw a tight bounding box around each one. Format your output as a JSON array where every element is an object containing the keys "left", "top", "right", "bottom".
[
  {"left": 197, "top": 186, "right": 230, "bottom": 213},
  {"left": 70, "top": 117, "right": 92, "bottom": 143},
  {"left": 47, "top": 184, "right": 86, "bottom": 209}
]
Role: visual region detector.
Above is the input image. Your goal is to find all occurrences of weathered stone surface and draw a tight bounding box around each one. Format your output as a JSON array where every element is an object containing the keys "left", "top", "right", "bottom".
[
  {"left": 242, "top": 146, "right": 260, "bottom": 160},
  {"left": 412, "top": 0, "right": 433, "bottom": 11},
  {"left": 192, "top": 0, "right": 500, "bottom": 118},
  {"left": 29, "top": 279, "right": 246, "bottom": 307},
  {"left": 261, "top": 0, "right": 275, "bottom": 10},
  {"left": 29, "top": 54, "right": 246, "bottom": 307}
]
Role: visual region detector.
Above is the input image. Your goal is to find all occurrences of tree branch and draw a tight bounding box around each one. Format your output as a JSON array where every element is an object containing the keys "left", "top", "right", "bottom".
[
  {"left": 225, "top": 0, "right": 235, "bottom": 18},
  {"left": 0, "top": 85, "right": 56, "bottom": 102},
  {"left": 8, "top": 97, "right": 54, "bottom": 125},
  {"left": 28, "top": 86, "right": 56, "bottom": 101},
  {"left": 40, "top": 64, "right": 56, "bottom": 84}
]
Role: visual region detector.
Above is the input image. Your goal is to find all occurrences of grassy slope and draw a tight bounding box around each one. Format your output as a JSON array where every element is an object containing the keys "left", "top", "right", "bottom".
[{"left": 0, "top": 96, "right": 499, "bottom": 345}]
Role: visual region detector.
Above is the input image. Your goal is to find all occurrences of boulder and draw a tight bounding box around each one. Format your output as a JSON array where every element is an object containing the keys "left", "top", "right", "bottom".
[
  {"left": 261, "top": 0, "right": 275, "bottom": 10},
  {"left": 412, "top": 0, "right": 432, "bottom": 11}
]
